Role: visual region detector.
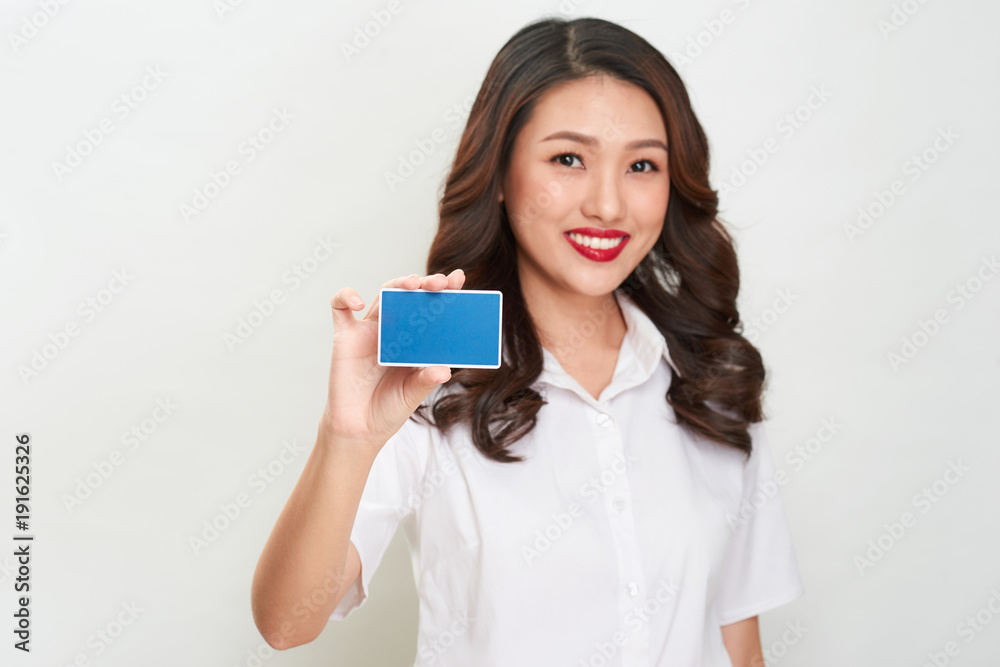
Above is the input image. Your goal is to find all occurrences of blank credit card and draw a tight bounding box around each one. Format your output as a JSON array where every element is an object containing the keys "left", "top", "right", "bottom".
[{"left": 377, "top": 288, "right": 503, "bottom": 368}]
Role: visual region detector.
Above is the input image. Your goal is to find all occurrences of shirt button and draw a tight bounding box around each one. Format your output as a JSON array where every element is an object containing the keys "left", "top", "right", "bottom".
[
  {"left": 596, "top": 412, "right": 613, "bottom": 428},
  {"left": 612, "top": 496, "right": 627, "bottom": 512},
  {"left": 627, "top": 582, "right": 639, "bottom": 597}
]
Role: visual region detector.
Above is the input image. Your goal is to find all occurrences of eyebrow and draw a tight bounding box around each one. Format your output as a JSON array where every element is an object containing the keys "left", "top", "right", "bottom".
[{"left": 540, "top": 130, "right": 668, "bottom": 152}]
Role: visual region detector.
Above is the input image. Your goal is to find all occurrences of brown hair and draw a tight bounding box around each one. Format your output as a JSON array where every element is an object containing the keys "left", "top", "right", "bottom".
[{"left": 411, "top": 16, "right": 765, "bottom": 463}]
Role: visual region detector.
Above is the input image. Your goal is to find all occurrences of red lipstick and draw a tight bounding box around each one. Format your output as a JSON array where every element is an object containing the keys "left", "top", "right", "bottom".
[{"left": 564, "top": 227, "right": 630, "bottom": 262}]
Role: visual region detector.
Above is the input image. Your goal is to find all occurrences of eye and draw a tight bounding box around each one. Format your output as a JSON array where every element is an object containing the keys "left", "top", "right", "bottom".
[
  {"left": 551, "top": 152, "right": 583, "bottom": 168},
  {"left": 630, "top": 159, "right": 659, "bottom": 173}
]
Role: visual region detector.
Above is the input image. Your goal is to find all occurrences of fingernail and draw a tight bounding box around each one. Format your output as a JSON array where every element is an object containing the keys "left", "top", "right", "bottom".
[{"left": 350, "top": 296, "right": 363, "bottom": 307}]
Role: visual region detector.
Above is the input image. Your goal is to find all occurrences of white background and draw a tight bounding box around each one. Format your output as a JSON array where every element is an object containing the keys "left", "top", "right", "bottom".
[{"left": 1, "top": 0, "right": 998, "bottom": 665}]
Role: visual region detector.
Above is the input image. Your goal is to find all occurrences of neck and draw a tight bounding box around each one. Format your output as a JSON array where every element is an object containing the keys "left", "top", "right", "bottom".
[{"left": 519, "top": 270, "right": 626, "bottom": 359}]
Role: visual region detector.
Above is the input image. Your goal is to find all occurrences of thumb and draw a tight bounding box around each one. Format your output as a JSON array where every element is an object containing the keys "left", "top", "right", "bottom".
[{"left": 401, "top": 365, "right": 451, "bottom": 411}]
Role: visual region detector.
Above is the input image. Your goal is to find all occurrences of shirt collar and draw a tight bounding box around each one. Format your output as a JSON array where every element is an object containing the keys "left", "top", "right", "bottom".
[
  {"left": 532, "top": 289, "right": 681, "bottom": 403},
  {"left": 614, "top": 288, "right": 681, "bottom": 380}
]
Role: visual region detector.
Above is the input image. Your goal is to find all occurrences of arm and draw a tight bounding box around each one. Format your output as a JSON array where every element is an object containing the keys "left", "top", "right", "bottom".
[
  {"left": 250, "top": 425, "right": 379, "bottom": 649},
  {"left": 250, "top": 273, "right": 462, "bottom": 650},
  {"left": 721, "top": 616, "right": 764, "bottom": 667}
]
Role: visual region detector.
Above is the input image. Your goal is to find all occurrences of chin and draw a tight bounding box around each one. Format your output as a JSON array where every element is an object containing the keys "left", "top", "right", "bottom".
[{"left": 563, "top": 271, "right": 628, "bottom": 298}]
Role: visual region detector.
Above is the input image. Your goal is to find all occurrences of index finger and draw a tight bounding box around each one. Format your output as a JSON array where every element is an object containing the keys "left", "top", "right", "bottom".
[
  {"left": 364, "top": 270, "right": 466, "bottom": 320},
  {"left": 362, "top": 274, "right": 421, "bottom": 321}
]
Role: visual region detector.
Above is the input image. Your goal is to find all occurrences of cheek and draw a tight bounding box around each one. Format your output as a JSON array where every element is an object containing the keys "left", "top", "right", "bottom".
[
  {"left": 641, "top": 180, "right": 670, "bottom": 211},
  {"left": 510, "top": 174, "right": 575, "bottom": 226},
  {"left": 635, "top": 185, "right": 669, "bottom": 228},
  {"left": 632, "top": 190, "right": 668, "bottom": 253}
]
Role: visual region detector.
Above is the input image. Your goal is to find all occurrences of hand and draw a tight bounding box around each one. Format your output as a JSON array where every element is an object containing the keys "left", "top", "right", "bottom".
[{"left": 319, "top": 270, "right": 466, "bottom": 449}]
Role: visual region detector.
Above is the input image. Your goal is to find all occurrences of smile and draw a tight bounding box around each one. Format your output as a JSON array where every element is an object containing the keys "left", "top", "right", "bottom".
[{"left": 564, "top": 228, "right": 630, "bottom": 262}]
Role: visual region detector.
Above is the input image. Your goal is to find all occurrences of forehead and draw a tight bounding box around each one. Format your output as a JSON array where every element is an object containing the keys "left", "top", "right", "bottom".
[{"left": 521, "top": 74, "right": 666, "bottom": 142}]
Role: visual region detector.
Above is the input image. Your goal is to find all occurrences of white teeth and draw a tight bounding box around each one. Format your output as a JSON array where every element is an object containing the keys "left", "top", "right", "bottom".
[{"left": 569, "top": 233, "right": 625, "bottom": 249}]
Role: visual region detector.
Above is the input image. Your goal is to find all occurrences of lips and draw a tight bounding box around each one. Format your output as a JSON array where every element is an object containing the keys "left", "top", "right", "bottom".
[{"left": 564, "top": 227, "right": 630, "bottom": 262}]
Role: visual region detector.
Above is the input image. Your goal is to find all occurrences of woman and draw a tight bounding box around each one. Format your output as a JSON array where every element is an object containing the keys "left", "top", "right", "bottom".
[{"left": 251, "top": 16, "right": 804, "bottom": 666}]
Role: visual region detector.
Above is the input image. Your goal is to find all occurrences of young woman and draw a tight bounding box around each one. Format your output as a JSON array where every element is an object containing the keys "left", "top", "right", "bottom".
[{"left": 252, "top": 16, "right": 804, "bottom": 666}]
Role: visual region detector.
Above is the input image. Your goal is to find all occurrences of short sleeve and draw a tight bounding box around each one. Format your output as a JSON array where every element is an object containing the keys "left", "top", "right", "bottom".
[
  {"left": 328, "top": 415, "right": 431, "bottom": 621},
  {"left": 713, "top": 421, "right": 805, "bottom": 626}
]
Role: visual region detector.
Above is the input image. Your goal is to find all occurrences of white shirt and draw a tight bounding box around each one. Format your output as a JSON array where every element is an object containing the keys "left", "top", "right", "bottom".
[{"left": 330, "top": 288, "right": 805, "bottom": 666}]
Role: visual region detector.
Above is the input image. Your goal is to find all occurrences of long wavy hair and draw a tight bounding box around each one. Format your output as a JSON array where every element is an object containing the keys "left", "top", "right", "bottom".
[{"left": 411, "top": 16, "right": 766, "bottom": 463}]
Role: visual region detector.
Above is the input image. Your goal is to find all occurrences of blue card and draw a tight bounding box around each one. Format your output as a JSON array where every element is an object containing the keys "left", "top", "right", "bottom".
[{"left": 377, "top": 288, "right": 503, "bottom": 368}]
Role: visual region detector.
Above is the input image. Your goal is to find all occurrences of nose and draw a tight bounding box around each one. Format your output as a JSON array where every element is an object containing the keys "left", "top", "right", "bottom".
[{"left": 580, "top": 164, "right": 626, "bottom": 224}]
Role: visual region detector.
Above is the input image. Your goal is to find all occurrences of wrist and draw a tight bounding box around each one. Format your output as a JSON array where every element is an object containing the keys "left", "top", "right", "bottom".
[{"left": 316, "top": 415, "right": 383, "bottom": 455}]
